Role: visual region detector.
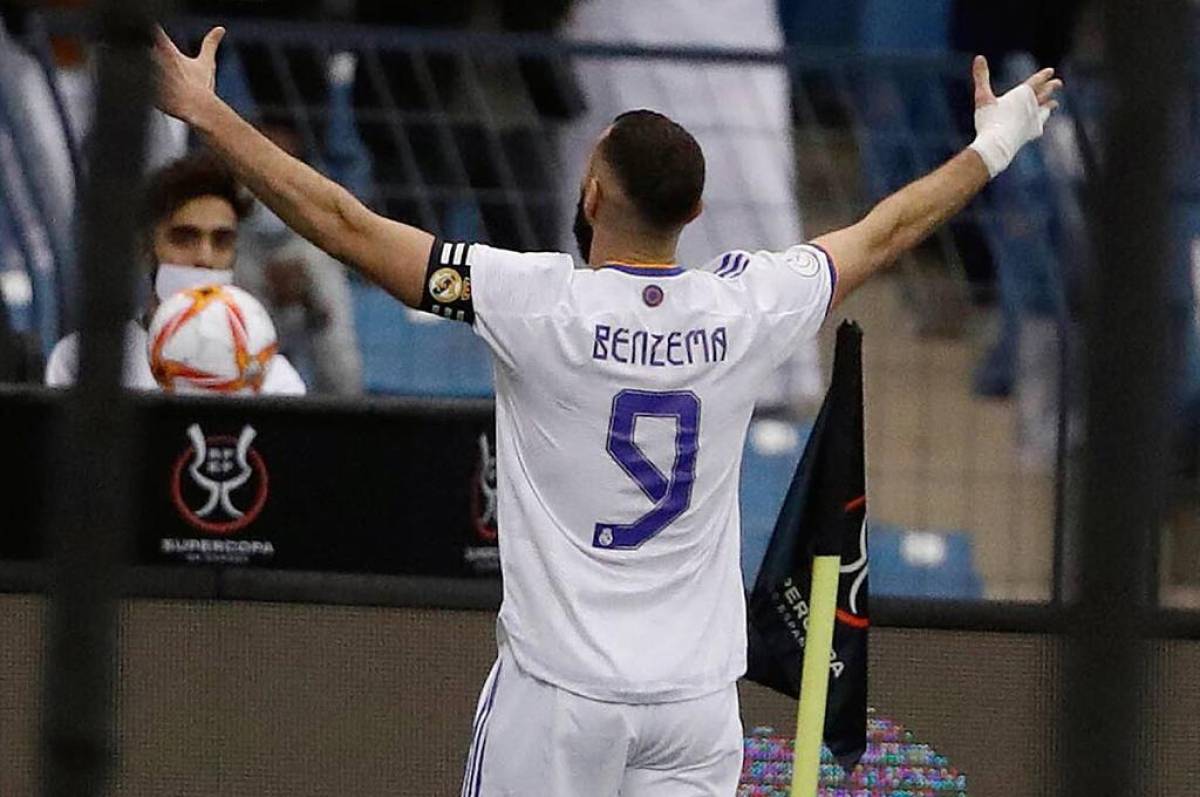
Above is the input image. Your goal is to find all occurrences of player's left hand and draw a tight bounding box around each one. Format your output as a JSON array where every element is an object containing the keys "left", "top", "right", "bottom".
[
  {"left": 969, "top": 55, "right": 1064, "bottom": 178},
  {"left": 973, "top": 55, "right": 1063, "bottom": 115},
  {"left": 153, "top": 26, "right": 225, "bottom": 125}
]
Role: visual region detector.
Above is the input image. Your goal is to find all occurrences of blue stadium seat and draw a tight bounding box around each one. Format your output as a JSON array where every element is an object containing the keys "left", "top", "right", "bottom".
[
  {"left": 739, "top": 419, "right": 812, "bottom": 588},
  {"left": 869, "top": 522, "right": 984, "bottom": 599},
  {"left": 777, "top": 0, "right": 864, "bottom": 49},
  {"left": 858, "top": 0, "right": 951, "bottom": 53},
  {"left": 850, "top": 0, "right": 957, "bottom": 200},
  {"left": 351, "top": 280, "right": 494, "bottom": 397}
]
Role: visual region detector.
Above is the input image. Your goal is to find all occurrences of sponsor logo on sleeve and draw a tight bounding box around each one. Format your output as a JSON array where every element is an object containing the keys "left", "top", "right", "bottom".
[{"left": 785, "top": 247, "right": 822, "bottom": 277}]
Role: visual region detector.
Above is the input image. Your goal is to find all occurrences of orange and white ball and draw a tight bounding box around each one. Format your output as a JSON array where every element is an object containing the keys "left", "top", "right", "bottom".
[{"left": 148, "top": 284, "right": 278, "bottom": 394}]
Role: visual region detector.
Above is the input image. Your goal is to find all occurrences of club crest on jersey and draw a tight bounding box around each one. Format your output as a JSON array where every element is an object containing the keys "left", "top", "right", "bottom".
[
  {"left": 170, "top": 423, "right": 269, "bottom": 535},
  {"left": 642, "top": 284, "right": 664, "bottom": 307},
  {"left": 429, "top": 267, "right": 469, "bottom": 304}
]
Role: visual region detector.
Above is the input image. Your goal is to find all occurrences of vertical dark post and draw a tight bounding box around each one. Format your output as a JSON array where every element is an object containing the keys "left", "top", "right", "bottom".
[
  {"left": 40, "top": 1, "right": 159, "bottom": 795},
  {"left": 1061, "top": 1, "right": 1189, "bottom": 795}
]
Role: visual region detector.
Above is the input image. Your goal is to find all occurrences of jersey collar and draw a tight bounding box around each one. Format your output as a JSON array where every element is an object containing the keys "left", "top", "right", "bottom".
[{"left": 601, "top": 261, "right": 685, "bottom": 277}]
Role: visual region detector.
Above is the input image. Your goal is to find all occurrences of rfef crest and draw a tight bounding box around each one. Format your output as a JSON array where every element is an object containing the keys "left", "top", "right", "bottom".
[{"left": 171, "top": 423, "right": 269, "bottom": 534}]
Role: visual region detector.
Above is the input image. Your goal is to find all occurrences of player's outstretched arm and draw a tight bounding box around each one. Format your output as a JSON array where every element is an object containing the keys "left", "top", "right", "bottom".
[
  {"left": 815, "top": 56, "right": 1062, "bottom": 309},
  {"left": 154, "top": 27, "right": 431, "bottom": 307}
]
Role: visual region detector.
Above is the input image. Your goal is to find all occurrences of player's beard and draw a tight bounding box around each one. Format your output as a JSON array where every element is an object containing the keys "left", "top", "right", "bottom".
[{"left": 573, "top": 193, "right": 593, "bottom": 264}]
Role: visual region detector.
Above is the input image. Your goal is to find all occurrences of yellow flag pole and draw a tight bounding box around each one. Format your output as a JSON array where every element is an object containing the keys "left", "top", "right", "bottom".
[{"left": 789, "top": 555, "right": 841, "bottom": 797}]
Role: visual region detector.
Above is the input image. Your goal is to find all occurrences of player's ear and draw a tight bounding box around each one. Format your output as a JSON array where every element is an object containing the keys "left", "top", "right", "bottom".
[
  {"left": 583, "top": 176, "right": 601, "bottom": 223},
  {"left": 684, "top": 198, "right": 703, "bottom": 225}
]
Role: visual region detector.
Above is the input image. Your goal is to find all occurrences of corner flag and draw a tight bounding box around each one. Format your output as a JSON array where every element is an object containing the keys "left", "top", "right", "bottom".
[{"left": 745, "top": 320, "right": 869, "bottom": 770}]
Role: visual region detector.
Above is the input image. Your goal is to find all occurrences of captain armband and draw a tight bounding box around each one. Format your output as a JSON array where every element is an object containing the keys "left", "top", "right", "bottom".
[{"left": 420, "top": 239, "right": 475, "bottom": 324}]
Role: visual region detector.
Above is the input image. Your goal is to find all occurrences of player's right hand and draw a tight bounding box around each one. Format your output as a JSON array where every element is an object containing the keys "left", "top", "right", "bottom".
[{"left": 153, "top": 26, "right": 225, "bottom": 125}]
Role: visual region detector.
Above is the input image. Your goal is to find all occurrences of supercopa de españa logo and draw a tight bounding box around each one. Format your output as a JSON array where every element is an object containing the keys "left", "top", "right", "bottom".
[{"left": 162, "top": 423, "right": 275, "bottom": 564}]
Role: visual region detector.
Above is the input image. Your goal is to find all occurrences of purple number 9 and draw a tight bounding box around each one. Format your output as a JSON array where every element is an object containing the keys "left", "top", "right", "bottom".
[{"left": 594, "top": 390, "right": 701, "bottom": 549}]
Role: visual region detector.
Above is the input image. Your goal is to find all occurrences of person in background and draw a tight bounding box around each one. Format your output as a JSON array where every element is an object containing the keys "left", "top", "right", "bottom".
[
  {"left": 44, "top": 152, "right": 306, "bottom": 394},
  {"left": 212, "top": 39, "right": 367, "bottom": 395},
  {"left": 0, "top": 2, "right": 192, "bottom": 341},
  {"left": 562, "top": 0, "right": 822, "bottom": 416},
  {"left": 0, "top": 9, "right": 80, "bottom": 340},
  {"left": 951, "top": 0, "right": 1086, "bottom": 398},
  {"left": 236, "top": 122, "right": 364, "bottom": 395}
]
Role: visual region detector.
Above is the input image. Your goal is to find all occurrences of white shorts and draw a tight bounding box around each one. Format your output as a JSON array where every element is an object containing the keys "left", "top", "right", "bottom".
[{"left": 460, "top": 647, "right": 743, "bottom": 797}]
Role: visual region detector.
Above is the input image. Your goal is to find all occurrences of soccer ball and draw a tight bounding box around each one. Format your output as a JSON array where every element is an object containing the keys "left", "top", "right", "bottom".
[{"left": 148, "top": 284, "right": 278, "bottom": 394}]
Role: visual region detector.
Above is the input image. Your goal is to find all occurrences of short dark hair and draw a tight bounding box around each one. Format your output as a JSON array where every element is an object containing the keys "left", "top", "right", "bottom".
[
  {"left": 141, "top": 151, "right": 252, "bottom": 233},
  {"left": 600, "top": 110, "right": 704, "bottom": 231}
]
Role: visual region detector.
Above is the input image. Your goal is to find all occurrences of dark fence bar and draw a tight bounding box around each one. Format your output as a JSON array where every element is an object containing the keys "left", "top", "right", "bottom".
[
  {"left": 1060, "top": 1, "right": 1191, "bottom": 795},
  {"left": 40, "top": 2, "right": 159, "bottom": 795}
]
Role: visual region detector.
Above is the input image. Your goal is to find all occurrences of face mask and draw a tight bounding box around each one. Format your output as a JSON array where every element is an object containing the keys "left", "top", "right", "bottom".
[
  {"left": 154, "top": 263, "right": 233, "bottom": 301},
  {"left": 572, "top": 192, "right": 593, "bottom": 264}
]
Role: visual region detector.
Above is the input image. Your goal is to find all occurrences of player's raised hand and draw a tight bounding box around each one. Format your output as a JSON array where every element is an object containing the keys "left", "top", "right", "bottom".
[
  {"left": 971, "top": 54, "right": 998, "bottom": 108},
  {"left": 968, "top": 55, "right": 1063, "bottom": 178},
  {"left": 153, "top": 26, "right": 225, "bottom": 125},
  {"left": 1023, "top": 65, "right": 1064, "bottom": 112},
  {"left": 972, "top": 55, "right": 1063, "bottom": 112}
]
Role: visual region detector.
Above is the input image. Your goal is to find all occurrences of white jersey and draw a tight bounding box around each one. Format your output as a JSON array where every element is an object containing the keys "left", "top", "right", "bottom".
[
  {"left": 45, "top": 321, "right": 307, "bottom": 395},
  {"left": 441, "top": 240, "right": 835, "bottom": 703}
]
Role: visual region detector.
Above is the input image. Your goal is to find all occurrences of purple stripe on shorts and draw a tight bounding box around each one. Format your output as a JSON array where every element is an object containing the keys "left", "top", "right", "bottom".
[{"left": 469, "top": 662, "right": 503, "bottom": 796}]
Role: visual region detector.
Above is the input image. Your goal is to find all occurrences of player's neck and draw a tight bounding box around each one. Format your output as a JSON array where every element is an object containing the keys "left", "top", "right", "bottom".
[{"left": 587, "top": 229, "right": 677, "bottom": 269}]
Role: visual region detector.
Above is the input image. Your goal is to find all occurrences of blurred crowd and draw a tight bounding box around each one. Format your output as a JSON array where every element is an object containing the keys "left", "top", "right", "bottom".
[{"left": 1, "top": 0, "right": 1196, "bottom": 469}]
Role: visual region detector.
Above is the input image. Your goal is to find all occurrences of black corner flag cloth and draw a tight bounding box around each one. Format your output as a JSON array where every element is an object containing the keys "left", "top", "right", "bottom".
[{"left": 745, "top": 320, "right": 868, "bottom": 768}]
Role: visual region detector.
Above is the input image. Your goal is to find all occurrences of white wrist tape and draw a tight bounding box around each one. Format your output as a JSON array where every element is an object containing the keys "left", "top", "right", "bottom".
[{"left": 968, "top": 83, "right": 1051, "bottom": 178}]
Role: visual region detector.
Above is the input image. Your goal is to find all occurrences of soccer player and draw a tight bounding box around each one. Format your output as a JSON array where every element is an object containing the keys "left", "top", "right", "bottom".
[
  {"left": 155, "top": 27, "right": 1060, "bottom": 796},
  {"left": 45, "top": 152, "right": 306, "bottom": 394}
]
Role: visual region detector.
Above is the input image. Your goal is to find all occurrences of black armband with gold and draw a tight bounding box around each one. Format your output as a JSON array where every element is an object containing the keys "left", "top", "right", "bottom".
[{"left": 420, "top": 239, "right": 475, "bottom": 323}]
